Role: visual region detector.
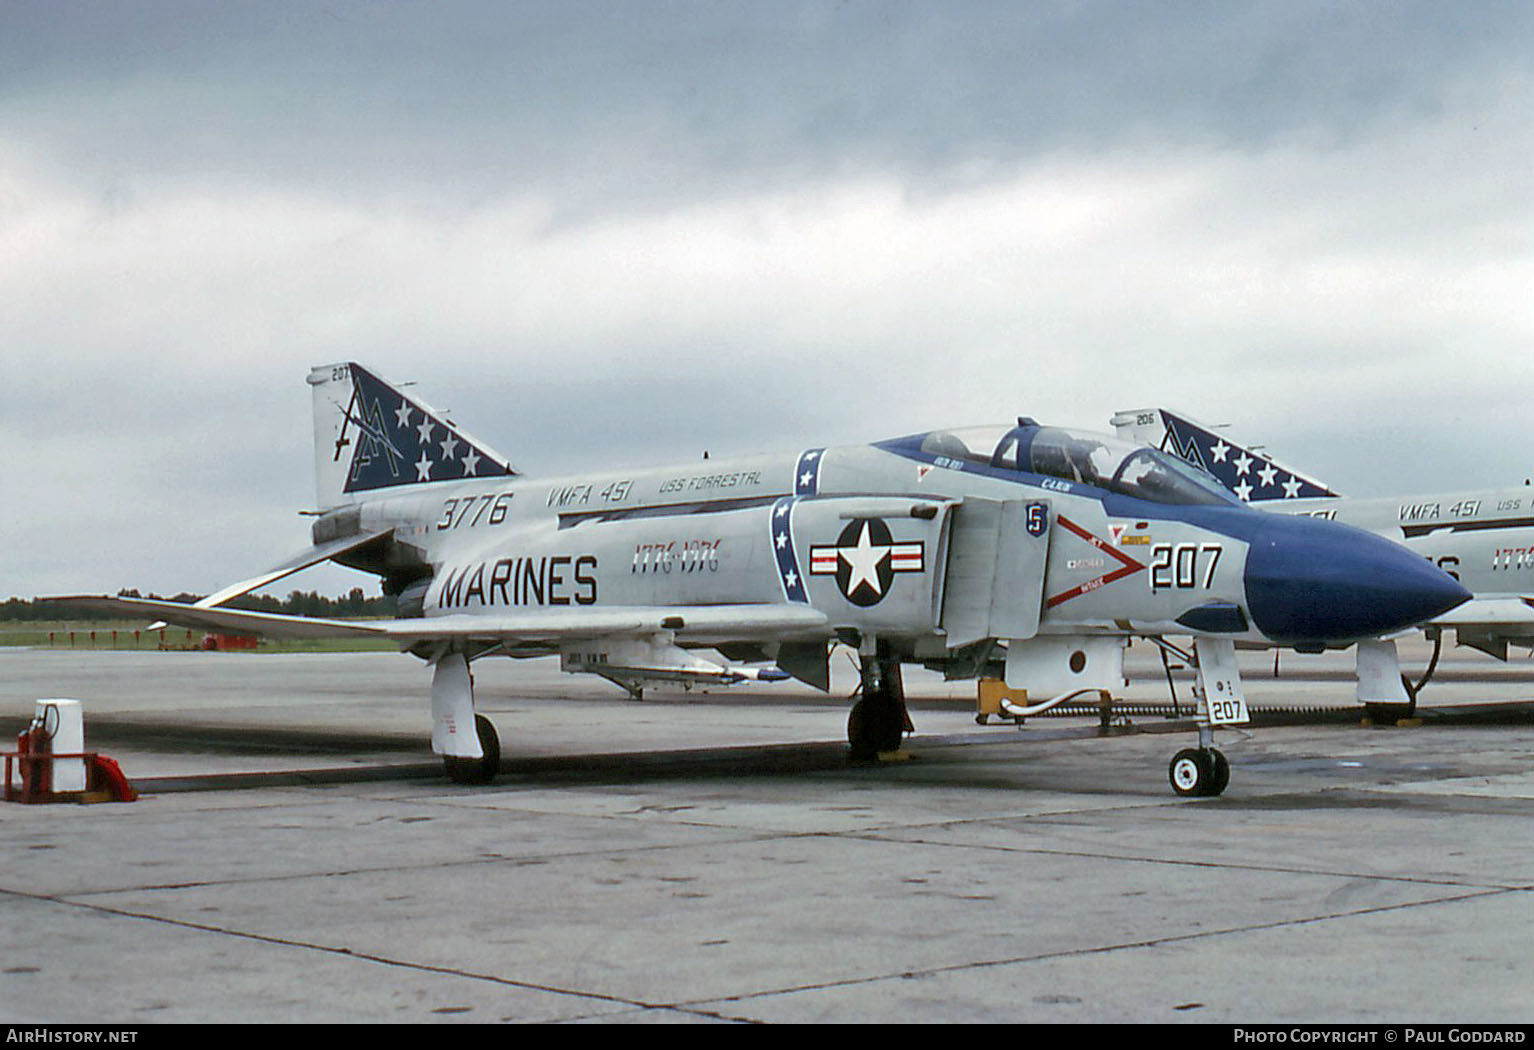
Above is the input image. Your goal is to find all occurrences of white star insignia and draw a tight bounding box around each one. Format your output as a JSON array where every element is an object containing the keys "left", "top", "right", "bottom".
[
  {"left": 1234, "top": 482, "right": 1253, "bottom": 501},
  {"left": 1282, "top": 476, "right": 1302, "bottom": 498},
  {"left": 417, "top": 420, "right": 435, "bottom": 445},
  {"left": 800, "top": 471, "right": 814, "bottom": 487},
  {"left": 1258, "top": 461, "right": 1278, "bottom": 487},
  {"left": 1233, "top": 452, "right": 1253, "bottom": 477},
  {"left": 395, "top": 399, "right": 413, "bottom": 428},
  {"left": 1211, "top": 440, "right": 1230, "bottom": 463},
  {"left": 776, "top": 531, "right": 787, "bottom": 549},
  {"left": 784, "top": 570, "right": 798, "bottom": 589},
  {"left": 840, "top": 521, "right": 890, "bottom": 598},
  {"left": 439, "top": 433, "right": 460, "bottom": 460},
  {"left": 460, "top": 448, "right": 482, "bottom": 476},
  {"left": 415, "top": 454, "right": 433, "bottom": 481}
]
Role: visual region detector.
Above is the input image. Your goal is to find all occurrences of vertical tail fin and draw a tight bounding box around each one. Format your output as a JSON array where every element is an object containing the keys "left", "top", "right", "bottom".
[
  {"left": 1110, "top": 408, "right": 1340, "bottom": 503},
  {"left": 308, "top": 363, "right": 516, "bottom": 510}
]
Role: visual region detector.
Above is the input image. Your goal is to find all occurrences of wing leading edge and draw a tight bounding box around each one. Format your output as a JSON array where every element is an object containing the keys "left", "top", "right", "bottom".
[{"left": 49, "top": 594, "right": 830, "bottom": 646}]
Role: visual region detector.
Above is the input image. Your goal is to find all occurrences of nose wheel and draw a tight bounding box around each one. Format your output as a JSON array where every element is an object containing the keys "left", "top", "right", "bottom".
[{"left": 1169, "top": 747, "right": 1229, "bottom": 797}]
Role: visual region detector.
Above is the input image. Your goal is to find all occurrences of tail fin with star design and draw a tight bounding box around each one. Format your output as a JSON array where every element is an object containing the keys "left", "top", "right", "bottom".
[
  {"left": 308, "top": 363, "right": 516, "bottom": 511},
  {"left": 1110, "top": 408, "right": 1340, "bottom": 503}
]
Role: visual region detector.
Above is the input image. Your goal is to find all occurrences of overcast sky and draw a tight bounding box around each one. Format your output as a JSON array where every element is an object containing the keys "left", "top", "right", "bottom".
[{"left": 5, "top": 1, "right": 1533, "bottom": 598}]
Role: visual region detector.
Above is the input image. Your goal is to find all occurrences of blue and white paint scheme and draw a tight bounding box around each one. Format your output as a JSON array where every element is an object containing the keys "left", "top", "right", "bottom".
[
  {"left": 56, "top": 367, "right": 1469, "bottom": 797},
  {"left": 1111, "top": 407, "right": 1339, "bottom": 503},
  {"left": 1116, "top": 406, "right": 1534, "bottom": 669}
]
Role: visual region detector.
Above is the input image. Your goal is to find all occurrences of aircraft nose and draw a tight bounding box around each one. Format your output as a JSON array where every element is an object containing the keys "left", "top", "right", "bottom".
[{"left": 1243, "top": 518, "right": 1471, "bottom": 645}]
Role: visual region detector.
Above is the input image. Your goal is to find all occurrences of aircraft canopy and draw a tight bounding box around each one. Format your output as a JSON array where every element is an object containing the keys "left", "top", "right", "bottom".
[{"left": 913, "top": 423, "right": 1240, "bottom": 507}]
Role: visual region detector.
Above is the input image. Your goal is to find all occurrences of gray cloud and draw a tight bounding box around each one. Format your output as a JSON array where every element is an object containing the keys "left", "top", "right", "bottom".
[{"left": 8, "top": 3, "right": 1529, "bottom": 200}]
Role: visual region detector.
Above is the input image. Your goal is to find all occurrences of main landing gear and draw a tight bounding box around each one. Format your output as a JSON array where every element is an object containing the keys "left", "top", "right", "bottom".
[
  {"left": 847, "top": 647, "right": 912, "bottom": 760},
  {"left": 444, "top": 714, "right": 500, "bottom": 785},
  {"left": 432, "top": 650, "right": 501, "bottom": 785},
  {"left": 1356, "top": 636, "right": 1431, "bottom": 726}
]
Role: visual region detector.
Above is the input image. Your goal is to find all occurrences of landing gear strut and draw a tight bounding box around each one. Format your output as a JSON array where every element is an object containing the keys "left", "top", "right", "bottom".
[
  {"left": 432, "top": 650, "right": 500, "bottom": 785},
  {"left": 1158, "top": 636, "right": 1244, "bottom": 798},
  {"left": 1358, "top": 636, "right": 1430, "bottom": 724}
]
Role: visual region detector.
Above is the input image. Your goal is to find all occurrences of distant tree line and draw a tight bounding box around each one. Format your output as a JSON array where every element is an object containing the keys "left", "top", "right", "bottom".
[{"left": 2, "top": 588, "right": 398, "bottom": 622}]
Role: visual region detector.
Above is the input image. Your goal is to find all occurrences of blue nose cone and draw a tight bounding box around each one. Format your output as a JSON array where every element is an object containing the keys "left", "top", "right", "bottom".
[{"left": 1243, "top": 517, "right": 1471, "bottom": 645}]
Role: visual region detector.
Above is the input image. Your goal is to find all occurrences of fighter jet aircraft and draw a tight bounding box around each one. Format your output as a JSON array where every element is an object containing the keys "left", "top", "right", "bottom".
[
  {"left": 56, "top": 366, "right": 1469, "bottom": 796},
  {"left": 1114, "top": 407, "right": 1534, "bottom": 708}
]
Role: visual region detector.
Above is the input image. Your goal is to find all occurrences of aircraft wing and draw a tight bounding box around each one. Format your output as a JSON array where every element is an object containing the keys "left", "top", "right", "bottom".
[
  {"left": 1430, "top": 596, "right": 1534, "bottom": 628},
  {"left": 1423, "top": 595, "right": 1534, "bottom": 660},
  {"left": 48, "top": 595, "right": 831, "bottom": 646}
]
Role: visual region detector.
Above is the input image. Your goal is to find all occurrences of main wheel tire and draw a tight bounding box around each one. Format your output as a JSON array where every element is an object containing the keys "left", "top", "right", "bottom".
[
  {"left": 848, "top": 695, "right": 904, "bottom": 759},
  {"left": 1362, "top": 675, "right": 1419, "bottom": 725},
  {"left": 444, "top": 714, "right": 501, "bottom": 785},
  {"left": 1363, "top": 701, "right": 1415, "bottom": 725}
]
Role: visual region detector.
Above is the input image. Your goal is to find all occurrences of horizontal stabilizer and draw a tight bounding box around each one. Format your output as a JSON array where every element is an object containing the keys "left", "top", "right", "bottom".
[
  {"left": 193, "top": 529, "right": 394, "bottom": 610},
  {"left": 140, "top": 528, "right": 393, "bottom": 631}
]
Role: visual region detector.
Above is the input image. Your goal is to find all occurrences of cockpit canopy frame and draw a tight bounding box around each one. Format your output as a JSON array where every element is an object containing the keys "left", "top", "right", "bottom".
[{"left": 893, "top": 420, "right": 1241, "bottom": 508}]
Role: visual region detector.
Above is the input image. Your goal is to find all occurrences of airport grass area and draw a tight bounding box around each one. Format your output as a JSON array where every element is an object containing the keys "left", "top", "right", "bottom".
[
  {"left": 1, "top": 592, "right": 401, "bottom": 653},
  {"left": 0, "top": 621, "right": 399, "bottom": 653}
]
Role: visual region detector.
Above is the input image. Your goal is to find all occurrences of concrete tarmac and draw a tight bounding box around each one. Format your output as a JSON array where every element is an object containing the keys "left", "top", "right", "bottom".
[{"left": 3, "top": 639, "right": 1534, "bottom": 1024}]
